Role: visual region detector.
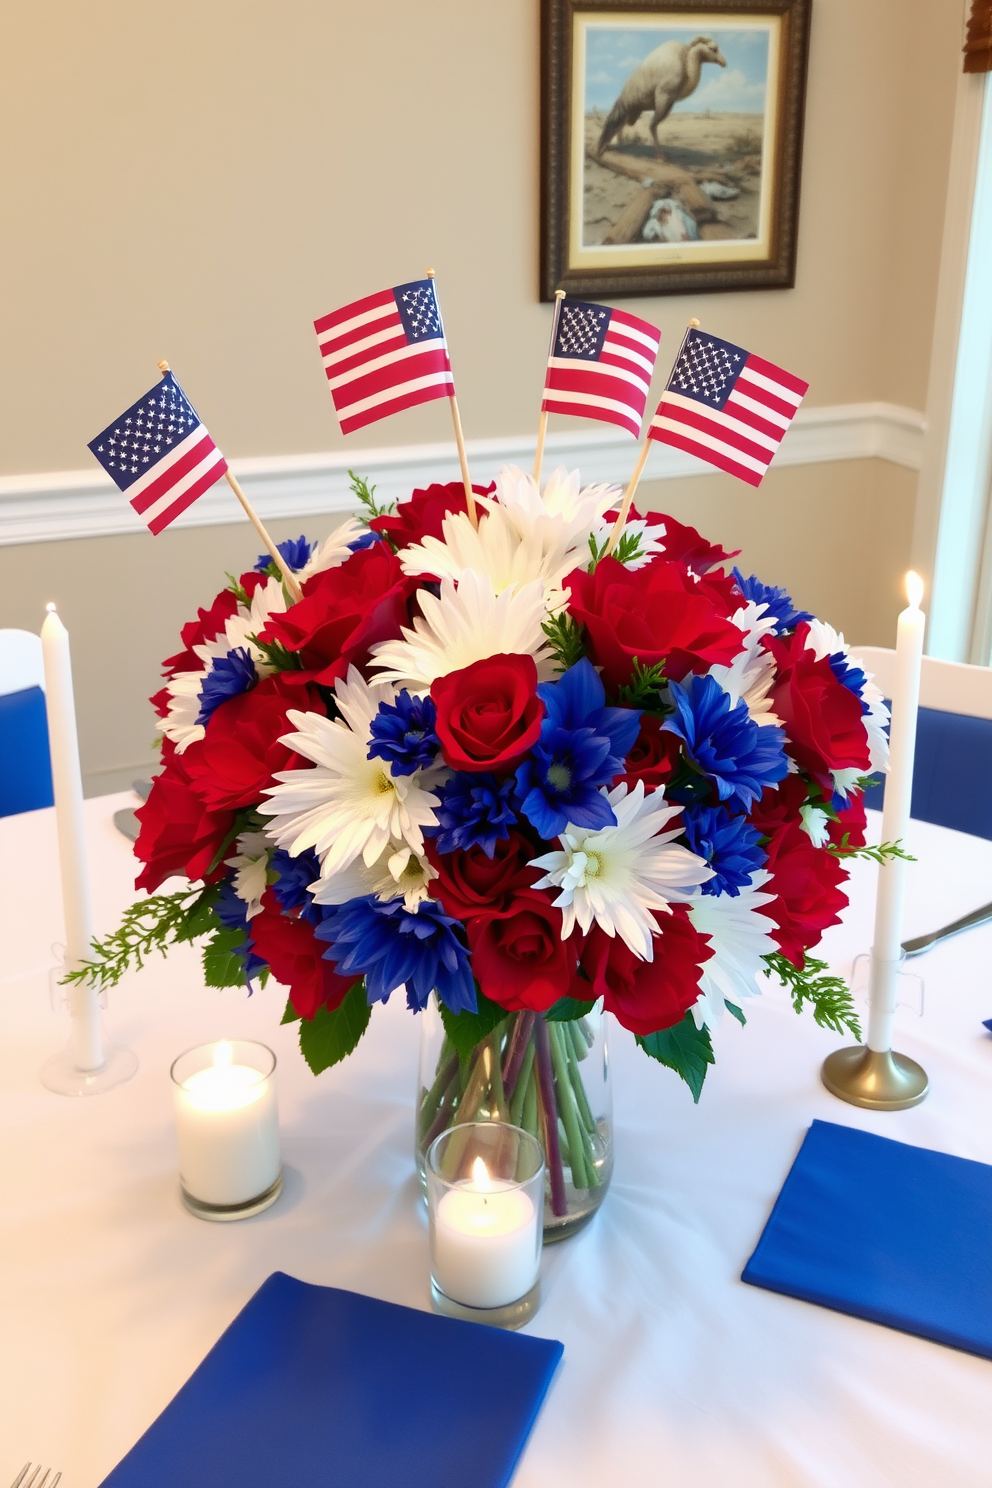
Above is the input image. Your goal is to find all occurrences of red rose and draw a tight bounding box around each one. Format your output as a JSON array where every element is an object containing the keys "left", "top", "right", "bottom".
[
  {"left": 250, "top": 892, "right": 356, "bottom": 1020},
  {"left": 466, "top": 889, "right": 583, "bottom": 1012},
  {"left": 426, "top": 831, "right": 537, "bottom": 920},
  {"left": 580, "top": 906, "right": 712, "bottom": 1035},
  {"left": 133, "top": 751, "right": 235, "bottom": 893},
  {"left": 658, "top": 514, "right": 740, "bottom": 575},
  {"left": 762, "top": 822, "right": 849, "bottom": 966},
  {"left": 371, "top": 480, "right": 495, "bottom": 550},
  {"left": 431, "top": 654, "right": 544, "bottom": 774},
  {"left": 618, "top": 713, "right": 683, "bottom": 793},
  {"left": 747, "top": 775, "right": 810, "bottom": 838},
  {"left": 260, "top": 545, "right": 413, "bottom": 687},
  {"left": 182, "top": 674, "right": 322, "bottom": 811},
  {"left": 767, "top": 626, "right": 871, "bottom": 787},
  {"left": 565, "top": 556, "right": 744, "bottom": 690},
  {"left": 162, "top": 587, "right": 240, "bottom": 677}
]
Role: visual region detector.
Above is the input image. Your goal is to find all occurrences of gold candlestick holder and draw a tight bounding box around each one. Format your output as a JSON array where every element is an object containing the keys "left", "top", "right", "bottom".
[{"left": 821, "top": 1046, "right": 928, "bottom": 1111}]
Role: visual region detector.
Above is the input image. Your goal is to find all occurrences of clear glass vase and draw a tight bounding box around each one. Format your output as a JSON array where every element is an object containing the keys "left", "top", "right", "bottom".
[{"left": 416, "top": 995, "right": 613, "bottom": 1241}]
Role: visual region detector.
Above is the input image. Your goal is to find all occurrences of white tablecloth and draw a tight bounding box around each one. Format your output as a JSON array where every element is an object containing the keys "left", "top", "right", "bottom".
[{"left": 3, "top": 794, "right": 992, "bottom": 1487}]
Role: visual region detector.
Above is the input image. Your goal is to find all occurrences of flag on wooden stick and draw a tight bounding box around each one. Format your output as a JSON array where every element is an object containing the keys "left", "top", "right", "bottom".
[
  {"left": 88, "top": 372, "right": 228, "bottom": 534},
  {"left": 314, "top": 278, "right": 456, "bottom": 434},
  {"left": 540, "top": 299, "right": 661, "bottom": 438},
  {"left": 648, "top": 328, "right": 807, "bottom": 487}
]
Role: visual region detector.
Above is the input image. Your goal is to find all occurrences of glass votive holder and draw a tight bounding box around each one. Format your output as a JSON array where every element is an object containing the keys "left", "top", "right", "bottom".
[
  {"left": 427, "top": 1121, "right": 544, "bottom": 1329},
  {"left": 170, "top": 1039, "right": 281, "bottom": 1221}
]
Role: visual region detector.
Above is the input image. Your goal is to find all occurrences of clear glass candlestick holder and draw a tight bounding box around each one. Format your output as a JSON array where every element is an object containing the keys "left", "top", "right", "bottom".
[
  {"left": 427, "top": 1121, "right": 545, "bottom": 1330},
  {"left": 171, "top": 1039, "right": 281, "bottom": 1221}
]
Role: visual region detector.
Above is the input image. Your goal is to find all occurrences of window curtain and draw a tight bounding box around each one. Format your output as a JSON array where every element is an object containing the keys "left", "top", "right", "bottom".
[{"left": 964, "top": 0, "right": 992, "bottom": 72}]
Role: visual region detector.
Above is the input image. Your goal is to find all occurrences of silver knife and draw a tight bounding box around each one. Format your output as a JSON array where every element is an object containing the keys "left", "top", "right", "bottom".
[{"left": 902, "top": 901, "right": 992, "bottom": 956}]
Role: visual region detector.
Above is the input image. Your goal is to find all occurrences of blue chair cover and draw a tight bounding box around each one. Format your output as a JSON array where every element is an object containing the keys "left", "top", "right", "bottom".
[
  {"left": 0, "top": 686, "right": 54, "bottom": 816},
  {"left": 862, "top": 704, "right": 992, "bottom": 841}
]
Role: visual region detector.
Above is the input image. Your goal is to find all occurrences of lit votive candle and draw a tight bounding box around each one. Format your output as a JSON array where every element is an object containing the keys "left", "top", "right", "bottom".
[
  {"left": 171, "top": 1040, "right": 281, "bottom": 1221},
  {"left": 427, "top": 1122, "right": 544, "bottom": 1328}
]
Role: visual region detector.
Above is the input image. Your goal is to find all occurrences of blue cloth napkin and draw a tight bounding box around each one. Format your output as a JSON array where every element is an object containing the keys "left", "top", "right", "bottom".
[
  {"left": 100, "top": 1272, "right": 563, "bottom": 1487},
  {"left": 0, "top": 686, "right": 53, "bottom": 816},
  {"left": 742, "top": 1119, "right": 992, "bottom": 1359}
]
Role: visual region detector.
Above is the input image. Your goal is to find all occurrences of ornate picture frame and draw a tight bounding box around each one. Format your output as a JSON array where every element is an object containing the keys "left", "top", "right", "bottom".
[{"left": 540, "top": 0, "right": 812, "bottom": 300}]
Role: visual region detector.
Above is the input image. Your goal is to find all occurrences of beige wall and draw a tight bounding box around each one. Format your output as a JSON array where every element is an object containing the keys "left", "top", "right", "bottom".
[{"left": 0, "top": 0, "right": 964, "bottom": 791}]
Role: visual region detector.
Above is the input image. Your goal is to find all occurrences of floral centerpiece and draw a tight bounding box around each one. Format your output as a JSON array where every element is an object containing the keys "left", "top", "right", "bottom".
[{"left": 73, "top": 467, "right": 892, "bottom": 1232}]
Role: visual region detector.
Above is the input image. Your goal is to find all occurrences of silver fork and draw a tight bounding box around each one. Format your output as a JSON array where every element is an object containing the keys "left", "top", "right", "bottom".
[{"left": 10, "top": 1467, "right": 61, "bottom": 1488}]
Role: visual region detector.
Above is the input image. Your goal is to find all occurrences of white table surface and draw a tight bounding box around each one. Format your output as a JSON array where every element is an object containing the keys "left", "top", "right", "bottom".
[{"left": 3, "top": 793, "right": 992, "bottom": 1487}]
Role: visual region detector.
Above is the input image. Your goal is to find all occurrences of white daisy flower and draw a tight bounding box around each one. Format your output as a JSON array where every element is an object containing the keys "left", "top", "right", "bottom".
[
  {"left": 157, "top": 576, "right": 287, "bottom": 753},
  {"left": 258, "top": 668, "right": 441, "bottom": 877},
  {"left": 530, "top": 781, "right": 713, "bottom": 960},
  {"left": 799, "top": 803, "right": 831, "bottom": 847},
  {"left": 398, "top": 464, "right": 618, "bottom": 602},
  {"left": 369, "top": 569, "right": 555, "bottom": 692},
  {"left": 687, "top": 870, "right": 779, "bottom": 1028},
  {"left": 226, "top": 831, "right": 272, "bottom": 920},
  {"left": 708, "top": 601, "right": 780, "bottom": 726},
  {"left": 298, "top": 517, "right": 370, "bottom": 580},
  {"left": 309, "top": 841, "right": 437, "bottom": 913}
]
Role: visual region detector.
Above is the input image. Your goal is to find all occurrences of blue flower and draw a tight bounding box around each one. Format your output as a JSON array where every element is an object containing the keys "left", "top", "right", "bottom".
[
  {"left": 367, "top": 691, "right": 440, "bottom": 775},
  {"left": 431, "top": 772, "right": 518, "bottom": 856},
  {"left": 828, "top": 651, "right": 869, "bottom": 713},
  {"left": 348, "top": 531, "right": 385, "bottom": 552},
  {"left": 214, "top": 880, "right": 268, "bottom": 984},
  {"left": 254, "top": 535, "right": 315, "bottom": 573},
  {"left": 269, "top": 847, "right": 322, "bottom": 922},
  {"left": 196, "top": 648, "right": 258, "bottom": 727},
  {"left": 680, "top": 803, "right": 767, "bottom": 897},
  {"left": 515, "top": 658, "right": 643, "bottom": 839},
  {"left": 315, "top": 895, "right": 476, "bottom": 1014},
  {"left": 664, "top": 674, "right": 789, "bottom": 811},
  {"left": 732, "top": 568, "right": 813, "bottom": 634}
]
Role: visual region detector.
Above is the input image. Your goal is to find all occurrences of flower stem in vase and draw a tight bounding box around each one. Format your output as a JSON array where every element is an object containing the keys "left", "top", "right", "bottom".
[
  {"left": 509, "top": 1039, "right": 537, "bottom": 1127},
  {"left": 548, "top": 1021, "right": 593, "bottom": 1189},
  {"left": 503, "top": 1011, "right": 536, "bottom": 1100},
  {"left": 534, "top": 1016, "right": 568, "bottom": 1216},
  {"left": 418, "top": 1039, "right": 459, "bottom": 1144},
  {"left": 421, "top": 1058, "right": 463, "bottom": 1151},
  {"left": 566, "top": 1022, "right": 598, "bottom": 1137},
  {"left": 521, "top": 1061, "right": 539, "bottom": 1138},
  {"left": 489, "top": 1032, "right": 510, "bottom": 1122}
]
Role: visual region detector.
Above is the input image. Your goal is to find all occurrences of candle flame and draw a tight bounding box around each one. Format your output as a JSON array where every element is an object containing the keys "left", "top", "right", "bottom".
[
  {"left": 45, "top": 602, "right": 57, "bottom": 613},
  {"left": 905, "top": 570, "right": 924, "bottom": 609},
  {"left": 214, "top": 1039, "right": 233, "bottom": 1069},
  {"left": 471, "top": 1156, "right": 492, "bottom": 1192}
]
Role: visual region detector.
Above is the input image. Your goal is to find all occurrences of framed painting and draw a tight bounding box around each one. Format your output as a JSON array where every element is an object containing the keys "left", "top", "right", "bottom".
[{"left": 540, "top": 0, "right": 812, "bottom": 299}]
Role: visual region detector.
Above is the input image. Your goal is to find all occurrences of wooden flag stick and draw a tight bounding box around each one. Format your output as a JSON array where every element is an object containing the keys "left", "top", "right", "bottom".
[
  {"left": 156, "top": 361, "right": 303, "bottom": 603},
  {"left": 426, "top": 269, "right": 478, "bottom": 530},
  {"left": 604, "top": 318, "right": 700, "bottom": 556},
  {"left": 534, "top": 289, "right": 566, "bottom": 486}
]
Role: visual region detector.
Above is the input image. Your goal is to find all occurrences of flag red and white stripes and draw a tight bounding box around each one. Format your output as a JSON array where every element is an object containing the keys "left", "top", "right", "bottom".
[
  {"left": 541, "top": 300, "right": 662, "bottom": 438},
  {"left": 648, "top": 328, "right": 808, "bottom": 487},
  {"left": 314, "top": 278, "right": 455, "bottom": 435}
]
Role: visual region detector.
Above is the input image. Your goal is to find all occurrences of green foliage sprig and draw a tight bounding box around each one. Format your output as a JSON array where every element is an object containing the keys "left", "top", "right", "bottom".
[
  {"left": 225, "top": 572, "right": 252, "bottom": 606},
  {"left": 615, "top": 658, "right": 667, "bottom": 709},
  {"left": 827, "top": 835, "right": 915, "bottom": 865},
  {"left": 349, "top": 469, "right": 394, "bottom": 521},
  {"left": 61, "top": 886, "right": 222, "bottom": 991},
  {"left": 588, "top": 528, "right": 643, "bottom": 570},
  {"left": 541, "top": 612, "right": 586, "bottom": 673},
  {"left": 247, "top": 634, "right": 304, "bottom": 674},
  {"left": 764, "top": 952, "right": 862, "bottom": 1040}
]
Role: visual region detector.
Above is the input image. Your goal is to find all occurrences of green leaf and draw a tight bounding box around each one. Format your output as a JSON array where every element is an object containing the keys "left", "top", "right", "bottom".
[
  {"left": 225, "top": 571, "right": 251, "bottom": 606},
  {"left": 540, "top": 611, "right": 586, "bottom": 673},
  {"left": 280, "top": 998, "right": 301, "bottom": 1025},
  {"left": 725, "top": 999, "right": 747, "bottom": 1026},
  {"left": 544, "top": 996, "right": 596, "bottom": 1022},
  {"left": 615, "top": 657, "right": 667, "bottom": 709},
  {"left": 348, "top": 468, "right": 395, "bottom": 521},
  {"left": 764, "top": 951, "right": 863, "bottom": 1040},
  {"left": 245, "top": 634, "right": 304, "bottom": 676},
  {"left": 298, "top": 982, "right": 370, "bottom": 1074},
  {"left": 202, "top": 926, "right": 253, "bottom": 988},
  {"left": 439, "top": 989, "right": 507, "bottom": 1060},
  {"left": 827, "top": 834, "right": 916, "bottom": 865},
  {"left": 61, "top": 885, "right": 220, "bottom": 991},
  {"left": 636, "top": 1014, "right": 714, "bottom": 1102}
]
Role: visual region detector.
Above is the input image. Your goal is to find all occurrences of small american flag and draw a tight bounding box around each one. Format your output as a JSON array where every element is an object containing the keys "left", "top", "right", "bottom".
[
  {"left": 88, "top": 372, "right": 228, "bottom": 534},
  {"left": 648, "top": 328, "right": 808, "bottom": 487},
  {"left": 315, "top": 278, "right": 455, "bottom": 435},
  {"left": 541, "top": 299, "right": 661, "bottom": 438}
]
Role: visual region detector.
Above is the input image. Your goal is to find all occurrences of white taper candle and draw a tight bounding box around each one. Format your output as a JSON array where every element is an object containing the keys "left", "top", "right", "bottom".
[
  {"left": 866, "top": 572, "right": 925, "bottom": 1053},
  {"left": 40, "top": 604, "right": 104, "bottom": 1072}
]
